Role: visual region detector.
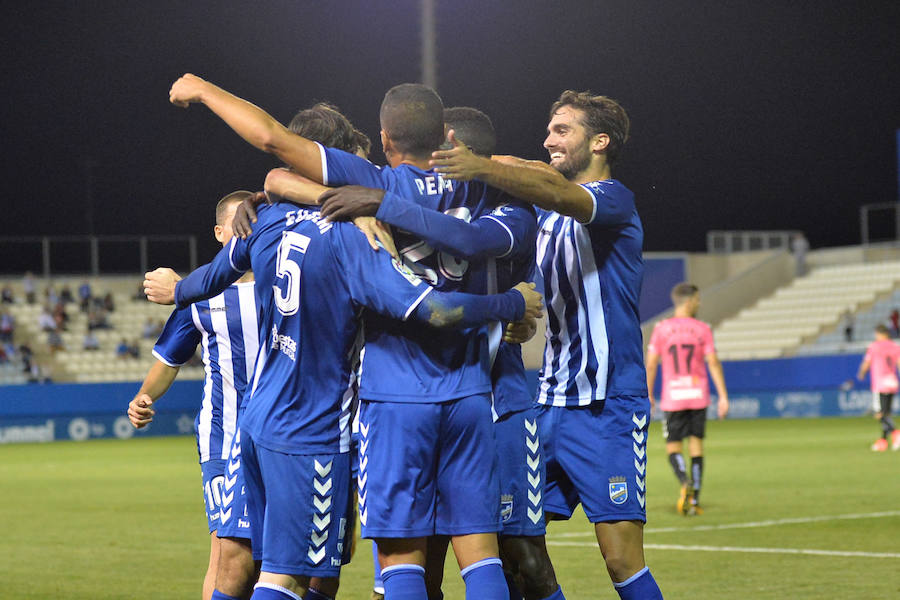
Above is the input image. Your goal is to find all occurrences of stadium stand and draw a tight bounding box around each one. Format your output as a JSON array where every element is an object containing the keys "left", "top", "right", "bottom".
[
  {"left": 0, "top": 276, "right": 204, "bottom": 383},
  {"left": 714, "top": 260, "right": 900, "bottom": 360},
  {"left": 797, "top": 288, "right": 900, "bottom": 356}
]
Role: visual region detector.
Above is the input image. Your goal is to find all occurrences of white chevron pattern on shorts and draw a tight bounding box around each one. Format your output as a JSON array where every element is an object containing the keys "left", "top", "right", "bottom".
[
  {"left": 525, "top": 418, "right": 543, "bottom": 524},
  {"left": 357, "top": 420, "right": 370, "bottom": 526},
  {"left": 308, "top": 457, "right": 334, "bottom": 565},
  {"left": 220, "top": 429, "right": 242, "bottom": 524},
  {"left": 631, "top": 412, "right": 647, "bottom": 509}
]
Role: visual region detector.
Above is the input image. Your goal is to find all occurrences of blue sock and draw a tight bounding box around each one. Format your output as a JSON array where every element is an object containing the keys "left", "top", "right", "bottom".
[
  {"left": 250, "top": 582, "right": 302, "bottom": 600},
  {"left": 614, "top": 567, "right": 663, "bottom": 600},
  {"left": 504, "top": 572, "right": 523, "bottom": 600},
  {"left": 373, "top": 543, "right": 384, "bottom": 594},
  {"left": 461, "top": 558, "right": 509, "bottom": 600},
  {"left": 541, "top": 586, "right": 566, "bottom": 600},
  {"left": 381, "top": 564, "right": 427, "bottom": 600},
  {"left": 305, "top": 589, "right": 333, "bottom": 600},
  {"left": 211, "top": 591, "right": 242, "bottom": 600}
]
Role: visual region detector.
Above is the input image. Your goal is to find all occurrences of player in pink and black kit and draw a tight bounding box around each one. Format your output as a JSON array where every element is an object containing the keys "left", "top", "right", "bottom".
[
  {"left": 646, "top": 283, "right": 728, "bottom": 515},
  {"left": 857, "top": 324, "right": 900, "bottom": 451}
]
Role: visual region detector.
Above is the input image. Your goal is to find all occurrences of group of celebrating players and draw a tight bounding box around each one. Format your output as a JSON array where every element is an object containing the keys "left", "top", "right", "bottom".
[{"left": 127, "top": 72, "right": 673, "bottom": 600}]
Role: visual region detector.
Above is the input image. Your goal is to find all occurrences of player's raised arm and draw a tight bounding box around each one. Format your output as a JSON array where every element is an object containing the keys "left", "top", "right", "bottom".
[
  {"left": 431, "top": 131, "right": 596, "bottom": 223},
  {"left": 168, "top": 74, "right": 324, "bottom": 182},
  {"left": 319, "top": 186, "right": 535, "bottom": 261}
]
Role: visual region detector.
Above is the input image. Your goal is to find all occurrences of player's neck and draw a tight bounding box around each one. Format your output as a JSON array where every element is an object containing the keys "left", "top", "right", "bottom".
[
  {"left": 236, "top": 271, "right": 254, "bottom": 284},
  {"left": 674, "top": 307, "right": 693, "bottom": 318},
  {"left": 388, "top": 152, "right": 434, "bottom": 171},
  {"left": 571, "top": 158, "right": 611, "bottom": 184}
]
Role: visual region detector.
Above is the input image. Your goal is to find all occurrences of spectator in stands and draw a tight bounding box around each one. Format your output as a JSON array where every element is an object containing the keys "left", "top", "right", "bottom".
[
  {"left": 0, "top": 343, "right": 8, "bottom": 364},
  {"left": 78, "top": 280, "right": 92, "bottom": 312},
  {"left": 791, "top": 233, "right": 809, "bottom": 277},
  {"left": 116, "top": 338, "right": 130, "bottom": 359},
  {"left": 103, "top": 292, "right": 115, "bottom": 312},
  {"left": 88, "top": 306, "right": 111, "bottom": 330},
  {"left": 0, "top": 308, "right": 14, "bottom": 343},
  {"left": 141, "top": 317, "right": 157, "bottom": 339},
  {"left": 890, "top": 309, "right": 899, "bottom": 338},
  {"left": 1, "top": 284, "right": 14, "bottom": 304},
  {"left": 28, "top": 360, "right": 52, "bottom": 384},
  {"left": 83, "top": 327, "right": 100, "bottom": 351},
  {"left": 52, "top": 301, "right": 69, "bottom": 331},
  {"left": 38, "top": 305, "right": 56, "bottom": 332},
  {"left": 127, "top": 339, "right": 140, "bottom": 359},
  {"left": 132, "top": 282, "right": 146, "bottom": 301},
  {"left": 23, "top": 272, "right": 36, "bottom": 304},
  {"left": 841, "top": 310, "right": 855, "bottom": 342},
  {"left": 59, "top": 284, "right": 74, "bottom": 304},
  {"left": 19, "top": 343, "right": 33, "bottom": 373},
  {"left": 44, "top": 284, "right": 59, "bottom": 306},
  {"left": 47, "top": 328, "right": 65, "bottom": 353}
]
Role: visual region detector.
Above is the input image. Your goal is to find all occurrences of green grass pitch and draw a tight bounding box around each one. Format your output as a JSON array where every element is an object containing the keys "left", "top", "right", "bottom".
[{"left": 2, "top": 417, "right": 899, "bottom": 599}]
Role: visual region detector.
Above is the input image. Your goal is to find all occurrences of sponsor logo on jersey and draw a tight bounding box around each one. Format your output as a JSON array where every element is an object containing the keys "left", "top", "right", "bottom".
[
  {"left": 609, "top": 476, "right": 628, "bottom": 505},
  {"left": 391, "top": 257, "right": 423, "bottom": 287}
]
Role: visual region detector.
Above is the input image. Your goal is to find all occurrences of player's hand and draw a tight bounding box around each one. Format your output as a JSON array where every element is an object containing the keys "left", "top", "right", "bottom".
[
  {"left": 169, "top": 73, "right": 208, "bottom": 108},
  {"left": 143, "top": 268, "right": 181, "bottom": 305},
  {"left": 353, "top": 217, "right": 398, "bottom": 259},
  {"left": 512, "top": 281, "right": 543, "bottom": 320},
  {"left": 319, "top": 186, "right": 385, "bottom": 221},
  {"left": 504, "top": 316, "right": 537, "bottom": 344},
  {"left": 127, "top": 393, "right": 155, "bottom": 428},
  {"left": 717, "top": 397, "right": 729, "bottom": 419},
  {"left": 430, "top": 130, "right": 488, "bottom": 181},
  {"left": 233, "top": 192, "right": 267, "bottom": 239}
]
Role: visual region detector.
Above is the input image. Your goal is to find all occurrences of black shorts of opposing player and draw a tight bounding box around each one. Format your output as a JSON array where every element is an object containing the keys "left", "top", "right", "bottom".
[{"left": 663, "top": 409, "right": 707, "bottom": 442}]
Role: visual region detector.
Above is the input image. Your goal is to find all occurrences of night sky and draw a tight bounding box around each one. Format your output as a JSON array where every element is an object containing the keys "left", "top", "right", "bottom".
[{"left": 2, "top": 1, "right": 898, "bottom": 265}]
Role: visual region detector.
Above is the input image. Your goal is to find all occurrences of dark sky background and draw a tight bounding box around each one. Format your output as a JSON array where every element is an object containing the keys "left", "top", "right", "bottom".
[{"left": 2, "top": 1, "right": 899, "bottom": 265}]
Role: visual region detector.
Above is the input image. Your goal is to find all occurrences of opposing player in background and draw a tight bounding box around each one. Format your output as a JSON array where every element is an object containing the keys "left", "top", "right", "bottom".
[
  {"left": 646, "top": 283, "right": 729, "bottom": 515},
  {"left": 127, "top": 191, "right": 259, "bottom": 600},
  {"left": 857, "top": 324, "right": 900, "bottom": 451},
  {"left": 430, "top": 90, "right": 663, "bottom": 599}
]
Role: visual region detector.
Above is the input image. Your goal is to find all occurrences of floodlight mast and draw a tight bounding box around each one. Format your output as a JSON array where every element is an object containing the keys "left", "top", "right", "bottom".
[{"left": 421, "top": 0, "right": 437, "bottom": 90}]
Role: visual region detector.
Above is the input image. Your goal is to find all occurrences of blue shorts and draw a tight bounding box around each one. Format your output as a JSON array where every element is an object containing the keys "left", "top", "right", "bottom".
[
  {"left": 241, "top": 431, "right": 354, "bottom": 577},
  {"left": 494, "top": 406, "right": 546, "bottom": 537},
  {"left": 536, "top": 396, "right": 650, "bottom": 523},
  {"left": 357, "top": 394, "right": 500, "bottom": 538},
  {"left": 200, "top": 459, "right": 226, "bottom": 534},
  {"left": 216, "top": 429, "right": 254, "bottom": 549}
]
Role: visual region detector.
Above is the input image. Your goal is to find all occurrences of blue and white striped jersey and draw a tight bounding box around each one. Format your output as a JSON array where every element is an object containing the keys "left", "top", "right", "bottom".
[
  {"left": 152, "top": 282, "right": 260, "bottom": 463},
  {"left": 535, "top": 179, "right": 648, "bottom": 407}
]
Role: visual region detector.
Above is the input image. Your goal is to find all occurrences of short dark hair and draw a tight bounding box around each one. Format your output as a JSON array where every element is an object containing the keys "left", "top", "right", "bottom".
[
  {"left": 380, "top": 83, "right": 445, "bottom": 156},
  {"left": 288, "top": 102, "right": 357, "bottom": 153},
  {"left": 671, "top": 282, "right": 699, "bottom": 304},
  {"left": 875, "top": 324, "right": 890, "bottom": 335},
  {"left": 216, "top": 190, "right": 253, "bottom": 225},
  {"left": 550, "top": 90, "right": 630, "bottom": 165},
  {"left": 443, "top": 106, "right": 496, "bottom": 157},
  {"left": 353, "top": 128, "right": 371, "bottom": 157}
]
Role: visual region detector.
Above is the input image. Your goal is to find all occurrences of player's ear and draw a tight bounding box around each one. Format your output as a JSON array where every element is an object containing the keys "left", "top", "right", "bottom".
[
  {"left": 214, "top": 224, "right": 224, "bottom": 244},
  {"left": 591, "top": 132, "right": 610, "bottom": 155},
  {"left": 380, "top": 130, "right": 391, "bottom": 154}
]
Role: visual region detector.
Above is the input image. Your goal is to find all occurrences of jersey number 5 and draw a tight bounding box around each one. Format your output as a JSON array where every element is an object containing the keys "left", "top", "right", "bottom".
[{"left": 274, "top": 231, "right": 311, "bottom": 316}]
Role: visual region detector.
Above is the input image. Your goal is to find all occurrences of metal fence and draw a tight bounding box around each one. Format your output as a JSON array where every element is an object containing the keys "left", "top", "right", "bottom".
[
  {"left": 706, "top": 230, "right": 802, "bottom": 254},
  {"left": 0, "top": 235, "right": 198, "bottom": 276}
]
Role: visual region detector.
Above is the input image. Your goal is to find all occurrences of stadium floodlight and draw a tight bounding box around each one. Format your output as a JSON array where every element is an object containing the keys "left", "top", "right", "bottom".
[{"left": 421, "top": 0, "right": 437, "bottom": 90}]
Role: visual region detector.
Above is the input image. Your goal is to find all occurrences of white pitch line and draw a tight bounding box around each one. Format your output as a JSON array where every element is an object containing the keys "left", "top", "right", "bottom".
[
  {"left": 547, "top": 510, "right": 900, "bottom": 538},
  {"left": 545, "top": 541, "right": 900, "bottom": 559}
]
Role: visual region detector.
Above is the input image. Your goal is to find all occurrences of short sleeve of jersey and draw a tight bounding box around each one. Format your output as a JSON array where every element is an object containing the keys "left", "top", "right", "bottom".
[
  {"left": 332, "top": 225, "right": 433, "bottom": 321},
  {"left": 480, "top": 200, "right": 537, "bottom": 260},
  {"left": 702, "top": 323, "right": 716, "bottom": 355},
  {"left": 579, "top": 179, "right": 635, "bottom": 227},
  {"left": 152, "top": 306, "right": 201, "bottom": 367},
  {"left": 865, "top": 344, "right": 874, "bottom": 362},
  {"left": 319, "top": 144, "right": 384, "bottom": 188}
]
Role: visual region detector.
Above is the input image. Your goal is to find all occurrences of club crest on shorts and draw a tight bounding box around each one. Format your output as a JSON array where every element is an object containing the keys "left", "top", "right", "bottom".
[
  {"left": 500, "top": 494, "right": 514, "bottom": 522},
  {"left": 609, "top": 476, "right": 628, "bottom": 505}
]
